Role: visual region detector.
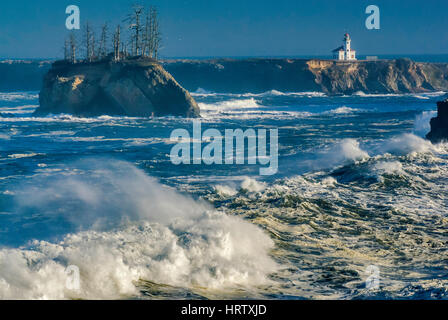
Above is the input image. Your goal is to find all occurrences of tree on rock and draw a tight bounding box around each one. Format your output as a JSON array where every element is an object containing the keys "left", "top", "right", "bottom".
[
  {"left": 84, "top": 22, "right": 96, "bottom": 62},
  {"left": 144, "top": 6, "right": 161, "bottom": 59},
  {"left": 69, "top": 32, "right": 77, "bottom": 63},
  {"left": 98, "top": 23, "right": 108, "bottom": 59},
  {"left": 113, "top": 25, "right": 122, "bottom": 61},
  {"left": 125, "top": 5, "right": 144, "bottom": 56},
  {"left": 64, "top": 4, "right": 162, "bottom": 63}
]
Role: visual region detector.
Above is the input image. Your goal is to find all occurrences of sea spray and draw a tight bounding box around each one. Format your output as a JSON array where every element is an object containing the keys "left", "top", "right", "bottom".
[{"left": 0, "top": 159, "right": 278, "bottom": 299}]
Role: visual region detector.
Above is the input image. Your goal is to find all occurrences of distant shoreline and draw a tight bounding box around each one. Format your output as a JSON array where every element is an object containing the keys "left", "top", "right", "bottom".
[
  {"left": 3, "top": 53, "right": 448, "bottom": 63},
  {"left": 2, "top": 57, "right": 448, "bottom": 95}
]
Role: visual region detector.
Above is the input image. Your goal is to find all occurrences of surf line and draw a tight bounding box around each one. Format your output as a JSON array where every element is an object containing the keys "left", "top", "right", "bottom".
[{"left": 170, "top": 120, "right": 278, "bottom": 175}]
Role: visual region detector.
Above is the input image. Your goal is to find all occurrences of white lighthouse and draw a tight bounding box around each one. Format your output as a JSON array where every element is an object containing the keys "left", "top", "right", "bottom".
[{"left": 332, "top": 33, "right": 357, "bottom": 61}]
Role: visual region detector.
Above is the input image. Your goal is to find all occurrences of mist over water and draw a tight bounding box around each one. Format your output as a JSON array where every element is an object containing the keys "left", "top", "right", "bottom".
[{"left": 1, "top": 90, "right": 447, "bottom": 299}]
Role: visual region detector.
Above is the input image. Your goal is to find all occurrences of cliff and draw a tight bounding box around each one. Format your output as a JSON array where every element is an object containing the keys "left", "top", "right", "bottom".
[
  {"left": 34, "top": 57, "right": 200, "bottom": 117},
  {"left": 426, "top": 99, "right": 448, "bottom": 143},
  {"left": 3, "top": 58, "right": 448, "bottom": 96},
  {"left": 163, "top": 58, "right": 448, "bottom": 95}
]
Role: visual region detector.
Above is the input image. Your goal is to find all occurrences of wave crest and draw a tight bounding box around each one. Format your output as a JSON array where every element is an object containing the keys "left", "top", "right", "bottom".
[{"left": 0, "top": 159, "right": 277, "bottom": 299}]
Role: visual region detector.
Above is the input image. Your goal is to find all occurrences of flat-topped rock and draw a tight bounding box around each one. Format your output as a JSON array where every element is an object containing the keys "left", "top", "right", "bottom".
[{"left": 35, "top": 57, "right": 200, "bottom": 118}]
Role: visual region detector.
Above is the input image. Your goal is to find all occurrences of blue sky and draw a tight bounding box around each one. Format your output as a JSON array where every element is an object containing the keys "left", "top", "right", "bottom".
[{"left": 0, "top": 0, "right": 447, "bottom": 58}]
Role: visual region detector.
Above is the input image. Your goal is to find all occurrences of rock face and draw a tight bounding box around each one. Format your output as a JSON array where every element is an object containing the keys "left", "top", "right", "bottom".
[
  {"left": 163, "top": 58, "right": 448, "bottom": 95},
  {"left": 35, "top": 57, "right": 200, "bottom": 117},
  {"left": 426, "top": 99, "right": 448, "bottom": 143},
  {"left": 4, "top": 57, "right": 448, "bottom": 96}
]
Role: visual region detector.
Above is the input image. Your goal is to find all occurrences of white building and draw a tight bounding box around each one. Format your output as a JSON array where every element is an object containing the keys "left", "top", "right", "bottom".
[{"left": 332, "top": 33, "right": 356, "bottom": 61}]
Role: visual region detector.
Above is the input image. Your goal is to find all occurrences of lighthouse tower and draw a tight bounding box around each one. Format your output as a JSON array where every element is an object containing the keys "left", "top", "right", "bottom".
[
  {"left": 343, "top": 33, "right": 356, "bottom": 61},
  {"left": 332, "top": 33, "right": 357, "bottom": 60}
]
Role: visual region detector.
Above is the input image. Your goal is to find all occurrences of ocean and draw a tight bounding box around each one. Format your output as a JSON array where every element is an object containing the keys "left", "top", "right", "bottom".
[{"left": 0, "top": 89, "right": 447, "bottom": 299}]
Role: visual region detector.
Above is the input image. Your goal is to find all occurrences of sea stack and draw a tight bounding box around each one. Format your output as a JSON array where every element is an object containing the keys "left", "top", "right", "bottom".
[
  {"left": 426, "top": 99, "right": 448, "bottom": 143},
  {"left": 35, "top": 56, "right": 200, "bottom": 118}
]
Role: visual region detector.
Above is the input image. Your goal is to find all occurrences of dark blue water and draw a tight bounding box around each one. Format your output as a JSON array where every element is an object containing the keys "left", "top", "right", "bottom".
[{"left": 0, "top": 89, "right": 447, "bottom": 299}]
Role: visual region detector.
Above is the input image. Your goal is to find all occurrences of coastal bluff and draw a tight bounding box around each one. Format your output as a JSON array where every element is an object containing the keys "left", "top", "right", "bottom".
[
  {"left": 163, "top": 58, "right": 448, "bottom": 95},
  {"left": 3, "top": 58, "right": 448, "bottom": 96},
  {"left": 34, "top": 57, "right": 200, "bottom": 117}
]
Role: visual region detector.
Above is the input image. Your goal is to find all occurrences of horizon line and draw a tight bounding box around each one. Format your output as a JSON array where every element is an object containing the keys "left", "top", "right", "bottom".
[{"left": 2, "top": 53, "right": 448, "bottom": 61}]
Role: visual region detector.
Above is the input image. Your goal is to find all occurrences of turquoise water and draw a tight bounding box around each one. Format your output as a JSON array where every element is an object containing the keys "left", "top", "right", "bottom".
[{"left": 0, "top": 89, "right": 447, "bottom": 299}]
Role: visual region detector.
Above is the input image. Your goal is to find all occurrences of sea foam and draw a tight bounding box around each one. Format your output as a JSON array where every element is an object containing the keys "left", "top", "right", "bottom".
[{"left": 0, "top": 159, "right": 278, "bottom": 299}]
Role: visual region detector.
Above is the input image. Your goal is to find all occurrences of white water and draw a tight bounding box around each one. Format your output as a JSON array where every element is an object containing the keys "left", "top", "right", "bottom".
[{"left": 0, "top": 160, "right": 278, "bottom": 299}]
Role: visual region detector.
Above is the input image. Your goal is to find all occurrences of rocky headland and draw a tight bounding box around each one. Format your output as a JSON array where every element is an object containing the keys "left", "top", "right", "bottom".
[
  {"left": 34, "top": 57, "right": 200, "bottom": 117},
  {"left": 163, "top": 58, "right": 448, "bottom": 95}
]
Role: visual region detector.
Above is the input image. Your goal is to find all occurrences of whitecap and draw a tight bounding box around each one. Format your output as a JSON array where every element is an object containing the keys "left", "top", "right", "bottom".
[
  {"left": 199, "top": 98, "right": 261, "bottom": 111},
  {"left": 7, "top": 153, "right": 43, "bottom": 159},
  {"left": 0, "top": 159, "right": 278, "bottom": 299},
  {"left": 379, "top": 133, "right": 436, "bottom": 155},
  {"left": 324, "top": 106, "right": 360, "bottom": 114},
  {"left": 214, "top": 184, "right": 238, "bottom": 197},
  {"left": 240, "top": 177, "right": 267, "bottom": 193},
  {"left": 0, "top": 92, "right": 38, "bottom": 101},
  {"left": 373, "top": 161, "right": 405, "bottom": 175}
]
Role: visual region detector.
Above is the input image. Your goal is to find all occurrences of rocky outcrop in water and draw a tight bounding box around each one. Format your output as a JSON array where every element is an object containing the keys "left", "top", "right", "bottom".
[
  {"left": 163, "top": 58, "right": 448, "bottom": 95},
  {"left": 34, "top": 57, "right": 200, "bottom": 117},
  {"left": 426, "top": 99, "right": 448, "bottom": 143}
]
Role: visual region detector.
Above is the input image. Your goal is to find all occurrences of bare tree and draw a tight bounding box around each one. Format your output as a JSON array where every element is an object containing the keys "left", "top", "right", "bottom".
[
  {"left": 125, "top": 5, "right": 144, "bottom": 56},
  {"left": 98, "top": 23, "right": 108, "bottom": 59},
  {"left": 69, "top": 32, "right": 77, "bottom": 63},
  {"left": 122, "top": 42, "right": 128, "bottom": 58},
  {"left": 150, "top": 6, "right": 161, "bottom": 59},
  {"left": 62, "top": 4, "right": 162, "bottom": 63},
  {"left": 84, "top": 22, "right": 96, "bottom": 62},
  {"left": 91, "top": 31, "right": 96, "bottom": 61},
  {"left": 64, "top": 38, "right": 70, "bottom": 61},
  {"left": 123, "top": 43, "right": 129, "bottom": 57},
  {"left": 113, "top": 25, "right": 121, "bottom": 61},
  {"left": 145, "top": 6, "right": 161, "bottom": 59},
  {"left": 142, "top": 10, "right": 150, "bottom": 57}
]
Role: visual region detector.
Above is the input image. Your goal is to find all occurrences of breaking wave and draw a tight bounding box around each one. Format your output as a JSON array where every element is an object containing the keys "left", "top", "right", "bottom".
[
  {"left": 413, "top": 111, "right": 437, "bottom": 137},
  {"left": 2, "top": 89, "right": 448, "bottom": 300},
  {"left": 192, "top": 89, "right": 326, "bottom": 98},
  {"left": 0, "top": 159, "right": 278, "bottom": 299},
  {"left": 324, "top": 106, "right": 361, "bottom": 114},
  {"left": 352, "top": 91, "right": 446, "bottom": 98},
  {"left": 0, "top": 92, "right": 38, "bottom": 102},
  {"left": 205, "top": 138, "right": 448, "bottom": 299}
]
